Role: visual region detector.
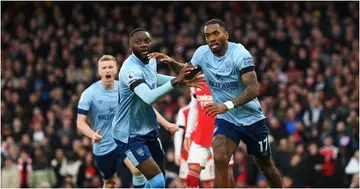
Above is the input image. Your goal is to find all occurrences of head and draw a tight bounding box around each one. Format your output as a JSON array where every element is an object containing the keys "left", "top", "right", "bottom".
[
  {"left": 323, "top": 136, "right": 333, "bottom": 147},
  {"left": 97, "top": 55, "right": 118, "bottom": 84},
  {"left": 308, "top": 143, "right": 319, "bottom": 155},
  {"left": 129, "top": 28, "right": 152, "bottom": 63},
  {"left": 204, "top": 19, "right": 229, "bottom": 56}
]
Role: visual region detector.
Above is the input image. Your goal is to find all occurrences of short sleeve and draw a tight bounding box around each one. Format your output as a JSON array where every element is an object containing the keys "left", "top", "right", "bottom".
[
  {"left": 120, "top": 65, "right": 144, "bottom": 88},
  {"left": 235, "top": 44, "right": 255, "bottom": 75},
  {"left": 77, "top": 87, "right": 93, "bottom": 114},
  {"left": 189, "top": 46, "right": 205, "bottom": 67}
]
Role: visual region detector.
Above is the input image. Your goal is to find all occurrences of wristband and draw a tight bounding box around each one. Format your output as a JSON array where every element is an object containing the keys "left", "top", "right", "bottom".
[{"left": 224, "top": 101, "right": 235, "bottom": 110}]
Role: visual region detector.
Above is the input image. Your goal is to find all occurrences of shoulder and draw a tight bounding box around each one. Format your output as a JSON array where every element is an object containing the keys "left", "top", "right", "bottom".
[
  {"left": 80, "top": 83, "right": 96, "bottom": 102},
  {"left": 120, "top": 58, "right": 142, "bottom": 77},
  {"left": 195, "top": 45, "right": 210, "bottom": 54},
  {"left": 83, "top": 82, "right": 98, "bottom": 96},
  {"left": 180, "top": 105, "right": 190, "bottom": 113},
  {"left": 231, "top": 42, "right": 251, "bottom": 57}
]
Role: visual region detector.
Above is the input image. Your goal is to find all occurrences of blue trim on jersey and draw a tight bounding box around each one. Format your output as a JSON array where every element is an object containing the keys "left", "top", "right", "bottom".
[
  {"left": 77, "top": 108, "right": 88, "bottom": 115},
  {"left": 240, "top": 66, "right": 255, "bottom": 75}
]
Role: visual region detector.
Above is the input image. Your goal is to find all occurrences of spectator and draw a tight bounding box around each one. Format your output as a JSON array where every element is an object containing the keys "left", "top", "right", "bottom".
[
  {"left": 28, "top": 147, "right": 57, "bottom": 188},
  {"left": 1, "top": 158, "right": 20, "bottom": 188}
]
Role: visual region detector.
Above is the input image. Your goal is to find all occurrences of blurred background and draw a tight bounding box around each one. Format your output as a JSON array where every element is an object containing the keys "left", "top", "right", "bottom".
[{"left": 1, "top": 1, "right": 359, "bottom": 188}]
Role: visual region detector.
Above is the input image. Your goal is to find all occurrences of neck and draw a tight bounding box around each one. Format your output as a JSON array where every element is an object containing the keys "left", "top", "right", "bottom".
[
  {"left": 102, "top": 81, "right": 114, "bottom": 90},
  {"left": 134, "top": 53, "right": 149, "bottom": 64},
  {"left": 215, "top": 41, "right": 228, "bottom": 57}
]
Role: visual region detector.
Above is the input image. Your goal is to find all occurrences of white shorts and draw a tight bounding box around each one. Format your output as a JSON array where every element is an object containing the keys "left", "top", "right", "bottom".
[
  {"left": 188, "top": 142, "right": 213, "bottom": 167},
  {"left": 179, "top": 157, "right": 215, "bottom": 181},
  {"left": 179, "top": 142, "right": 234, "bottom": 181},
  {"left": 187, "top": 142, "right": 234, "bottom": 167}
]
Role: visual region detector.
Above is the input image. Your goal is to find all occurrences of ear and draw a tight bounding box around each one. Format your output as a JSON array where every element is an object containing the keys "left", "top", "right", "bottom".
[{"left": 225, "top": 31, "right": 229, "bottom": 40}]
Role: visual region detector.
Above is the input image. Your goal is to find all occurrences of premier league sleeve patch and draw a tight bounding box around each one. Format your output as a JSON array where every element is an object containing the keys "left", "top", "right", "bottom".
[{"left": 127, "top": 71, "right": 136, "bottom": 84}]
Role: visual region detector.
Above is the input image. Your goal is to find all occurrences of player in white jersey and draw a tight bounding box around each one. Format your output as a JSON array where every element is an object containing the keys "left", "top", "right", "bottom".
[{"left": 77, "top": 55, "right": 178, "bottom": 188}]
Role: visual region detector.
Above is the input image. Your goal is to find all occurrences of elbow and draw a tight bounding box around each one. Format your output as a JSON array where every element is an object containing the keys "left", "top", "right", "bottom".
[
  {"left": 143, "top": 97, "right": 155, "bottom": 105},
  {"left": 76, "top": 119, "right": 84, "bottom": 129}
]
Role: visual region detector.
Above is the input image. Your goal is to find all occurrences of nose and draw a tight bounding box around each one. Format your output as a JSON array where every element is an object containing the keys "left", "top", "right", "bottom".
[{"left": 208, "top": 36, "right": 216, "bottom": 43}]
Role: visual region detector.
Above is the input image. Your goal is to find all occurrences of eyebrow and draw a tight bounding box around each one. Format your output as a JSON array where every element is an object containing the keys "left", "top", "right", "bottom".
[{"left": 205, "top": 29, "right": 221, "bottom": 35}]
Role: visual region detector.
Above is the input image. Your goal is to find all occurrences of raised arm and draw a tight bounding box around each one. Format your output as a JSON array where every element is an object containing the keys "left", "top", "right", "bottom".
[
  {"left": 157, "top": 74, "right": 175, "bottom": 86},
  {"left": 148, "top": 52, "right": 202, "bottom": 77},
  {"left": 124, "top": 64, "right": 198, "bottom": 105}
]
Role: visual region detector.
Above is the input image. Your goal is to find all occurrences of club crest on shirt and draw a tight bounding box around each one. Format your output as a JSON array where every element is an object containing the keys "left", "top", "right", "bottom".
[{"left": 136, "top": 148, "right": 145, "bottom": 156}]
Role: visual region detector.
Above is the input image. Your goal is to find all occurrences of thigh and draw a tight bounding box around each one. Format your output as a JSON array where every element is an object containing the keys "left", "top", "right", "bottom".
[
  {"left": 213, "top": 119, "right": 240, "bottom": 161},
  {"left": 240, "top": 119, "right": 271, "bottom": 158},
  {"left": 146, "top": 135, "right": 166, "bottom": 173},
  {"left": 187, "top": 142, "right": 212, "bottom": 167},
  {"left": 94, "top": 148, "right": 118, "bottom": 180},
  {"left": 126, "top": 136, "right": 162, "bottom": 180}
]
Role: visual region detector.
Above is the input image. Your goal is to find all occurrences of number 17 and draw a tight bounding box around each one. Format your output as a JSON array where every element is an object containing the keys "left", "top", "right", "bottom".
[{"left": 258, "top": 137, "right": 268, "bottom": 153}]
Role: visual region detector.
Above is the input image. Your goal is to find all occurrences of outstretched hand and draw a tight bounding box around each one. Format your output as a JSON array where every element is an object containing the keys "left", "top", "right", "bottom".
[
  {"left": 182, "top": 73, "right": 206, "bottom": 89},
  {"left": 147, "top": 52, "right": 174, "bottom": 64},
  {"left": 173, "top": 65, "right": 206, "bottom": 88}
]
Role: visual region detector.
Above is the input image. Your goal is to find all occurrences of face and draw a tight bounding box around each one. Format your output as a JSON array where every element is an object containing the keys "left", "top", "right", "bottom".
[
  {"left": 130, "top": 31, "right": 152, "bottom": 62},
  {"left": 98, "top": 60, "right": 117, "bottom": 83},
  {"left": 204, "top": 24, "right": 228, "bottom": 55}
]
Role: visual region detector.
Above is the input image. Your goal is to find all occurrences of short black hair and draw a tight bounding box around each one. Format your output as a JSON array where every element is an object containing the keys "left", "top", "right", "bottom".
[
  {"left": 129, "top": 28, "right": 150, "bottom": 38},
  {"left": 205, "top": 19, "right": 226, "bottom": 29}
]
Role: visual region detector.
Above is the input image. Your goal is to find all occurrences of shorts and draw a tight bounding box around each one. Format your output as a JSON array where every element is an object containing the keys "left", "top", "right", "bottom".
[
  {"left": 115, "top": 129, "right": 165, "bottom": 167},
  {"left": 187, "top": 142, "right": 213, "bottom": 167},
  {"left": 179, "top": 157, "right": 215, "bottom": 181},
  {"left": 94, "top": 146, "right": 125, "bottom": 180},
  {"left": 213, "top": 118, "right": 271, "bottom": 158}
]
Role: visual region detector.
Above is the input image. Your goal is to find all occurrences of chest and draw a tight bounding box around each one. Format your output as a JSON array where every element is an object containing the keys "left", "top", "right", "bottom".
[
  {"left": 141, "top": 64, "right": 157, "bottom": 89},
  {"left": 202, "top": 55, "right": 240, "bottom": 83},
  {"left": 91, "top": 92, "right": 118, "bottom": 114}
]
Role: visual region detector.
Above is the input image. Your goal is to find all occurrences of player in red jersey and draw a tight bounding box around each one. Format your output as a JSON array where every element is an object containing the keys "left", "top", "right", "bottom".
[
  {"left": 175, "top": 98, "right": 218, "bottom": 187},
  {"left": 184, "top": 84, "right": 233, "bottom": 188}
]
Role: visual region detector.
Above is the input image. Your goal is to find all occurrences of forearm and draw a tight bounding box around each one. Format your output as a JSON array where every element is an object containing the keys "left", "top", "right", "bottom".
[
  {"left": 154, "top": 108, "right": 171, "bottom": 129},
  {"left": 231, "top": 85, "right": 259, "bottom": 107},
  {"left": 168, "top": 60, "right": 185, "bottom": 74},
  {"left": 186, "top": 96, "right": 198, "bottom": 136},
  {"left": 134, "top": 81, "right": 174, "bottom": 105},
  {"left": 76, "top": 119, "right": 95, "bottom": 138},
  {"left": 157, "top": 74, "right": 175, "bottom": 86},
  {"left": 174, "top": 128, "right": 184, "bottom": 157}
]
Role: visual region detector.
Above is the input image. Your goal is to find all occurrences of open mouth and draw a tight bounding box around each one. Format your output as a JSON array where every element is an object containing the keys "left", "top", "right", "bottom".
[
  {"left": 105, "top": 75, "right": 111, "bottom": 79},
  {"left": 210, "top": 43, "right": 219, "bottom": 50},
  {"left": 141, "top": 49, "right": 149, "bottom": 55}
]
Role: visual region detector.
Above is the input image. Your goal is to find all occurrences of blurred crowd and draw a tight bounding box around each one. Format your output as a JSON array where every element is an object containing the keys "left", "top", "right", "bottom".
[{"left": 1, "top": 1, "right": 359, "bottom": 188}]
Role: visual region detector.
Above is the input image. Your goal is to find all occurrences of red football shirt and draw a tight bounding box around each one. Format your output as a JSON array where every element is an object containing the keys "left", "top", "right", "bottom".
[{"left": 191, "top": 85, "right": 216, "bottom": 147}]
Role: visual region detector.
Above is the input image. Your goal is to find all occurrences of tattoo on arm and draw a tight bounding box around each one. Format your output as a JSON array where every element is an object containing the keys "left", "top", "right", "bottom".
[{"left": 231, "top": 71, "right": 260, "bottom": 107}]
